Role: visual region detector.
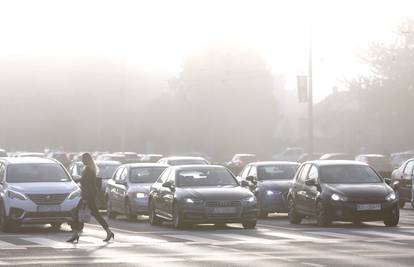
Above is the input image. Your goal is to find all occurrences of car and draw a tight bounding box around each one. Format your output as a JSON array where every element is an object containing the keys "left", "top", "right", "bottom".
[
  {"left": 390, "top": 158, "right": 414, "bottom": 208},
  {"left": 0, "top": 157, "right": 81, "bottom": 232},
  {"left": 226, "top": 154, "right": 257, "bottom": 176},
  {"left": 96, "top": 153, "right": 127, "bottom": 163},
  {"left": 355, "top": 154, "right": 393, "bottom": 178},
  {"left": 148, "top": 165, "right": 258, "bottom": 229},
  {"left": 298, "top": 153, "right": 323, "bottom": 163},
  {"left": 319, "top": 153, "right": 353, "bottom": 160},
  {"left": 272, "top": 147, "right": 304, "bottom": 162},
  {"left": 157, "top": 156, "right": 210, "bottom": 166},
  {"left": 239, "top": 161, "right": 300, "bottom": 217},
  {"left": 47, "top": 152, "right": 70, "bottom": 168},
  {"left": 106, "top": 163, "right": 168, "bottom": 220},
  {"left": 390, "top": 152, "right": 414, "bottom": 169},
  {"left": 0, "top": 149, "right": 7, "bottom": 157},
  {"left": 68, "top": 160, "right": 122, "bottom": 209},
  {"left": 114, "top": 152, "right": 142, "bottom": 164},
  {"left": 140, "top": 154, "right": 164, "bottom": 163},
  {"left": 287, "top": 160, "right": 399, "bottom": 227}
]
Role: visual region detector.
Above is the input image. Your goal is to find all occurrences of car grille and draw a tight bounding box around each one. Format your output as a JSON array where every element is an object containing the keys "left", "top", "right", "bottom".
[
  {"left": 28, "top": 194, "right": 69, "bottom": 205},
  {"left": 205, "top": 201, "right": 241, "bottom": 207}
]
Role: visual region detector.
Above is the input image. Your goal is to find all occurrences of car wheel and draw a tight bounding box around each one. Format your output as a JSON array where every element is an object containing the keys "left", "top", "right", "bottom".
[
  {"left": 149, "top": 200, "right": 162, "bottom": 226},
  {"left": 384, "top": 206, "right": 399, "bottom": 227},
  {"left": 172, "top": 203, "right": 184, "bottom": 229},
  {"left": 242, "top": 220, "right": 257, "bottom": 229},
  {"left": 0, "top": 203, "right": 13, "bottom": 232},
  {"left": 125, "top": 200, "right": 136, "bottom": 221},
  {"left": 106, "top": 199, "right": 117, "bottom": 219},
  {"left": 316, "top": 202, "right": 331, "bottom": 227},
  {"left": 288, "top": 198, "right": 302, "bottom": 224}
]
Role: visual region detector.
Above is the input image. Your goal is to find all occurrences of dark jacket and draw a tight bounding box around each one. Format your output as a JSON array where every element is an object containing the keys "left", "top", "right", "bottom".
[{"left": 80, "top": 167, "right": 98, "bottom": 200}]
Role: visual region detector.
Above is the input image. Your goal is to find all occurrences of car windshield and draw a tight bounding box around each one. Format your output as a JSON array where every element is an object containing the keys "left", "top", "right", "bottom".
[
  {"left": 97, "top": 164, "right": 120, "bottom": 179},
  {"left": 176, "top": 168, "right": 238, "bottom": 187},
  {"left": 258, "top": 165, "right": 299, "bottom": 180},
  {"left": 129, "top": 167, "right": 167, "bottom": 183},
  {"left": 169, "top": 159, "right": 207, "bottom": 166},
  {"left": 7, "top": 163, "right": 71, "bottom": 183},
  {"left": 319, "top": 165, "right": 382, "bottom": 184}
]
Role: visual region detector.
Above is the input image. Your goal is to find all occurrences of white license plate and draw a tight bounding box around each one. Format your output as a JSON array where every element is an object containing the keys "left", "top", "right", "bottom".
[
  {"left": 37, "top": 206, "right": 61, "bottom": 212},
  {"left": 356, "top": 204, "right": 381, "bottom": 211},
  {"left": 212, "top": 207, "right": 237, "bottom": 214}
]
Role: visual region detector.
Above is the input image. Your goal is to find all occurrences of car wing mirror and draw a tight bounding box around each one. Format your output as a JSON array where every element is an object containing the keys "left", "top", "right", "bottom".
[
  {"left": 246, "top": 176, "right": 257, "bottom": 185},
  {"left": 305, "top": 179, "right": 317, "bottom": 186},
  {"left": 116, "top": 180, "right": 128, "bottom": 186},
  {"left": 240, "top": 180, "right": 249, "bottom": 187},
  {"left": 72, "top": 175, "right": 81, "bottom": 183},
  {"left": 384, "top": 178, "right": 392, "bottom": 185},
  {"left": 162, "top": 181, "right": 175, "bottom": 191}
]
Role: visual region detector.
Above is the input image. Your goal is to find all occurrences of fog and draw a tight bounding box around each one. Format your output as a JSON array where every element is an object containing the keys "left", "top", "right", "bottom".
[{"left": 1, "top": 0, "right": 414, "bottom": 161}]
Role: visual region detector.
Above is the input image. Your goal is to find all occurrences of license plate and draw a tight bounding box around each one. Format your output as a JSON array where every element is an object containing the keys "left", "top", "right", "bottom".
[
  {"left": 356, "top": 204, "right": 381, "bottom": 211},
  {"left": 37, "top": 206, "right": 61, "bottom": 212},
  {"left": 212, "top": 207, "right": 237, "bottom": 214}
]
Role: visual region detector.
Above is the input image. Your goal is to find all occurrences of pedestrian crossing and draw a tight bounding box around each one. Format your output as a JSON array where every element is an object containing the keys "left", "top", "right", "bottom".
[{"left": 2, "top": 226, "right": 414, "bottom": 250}]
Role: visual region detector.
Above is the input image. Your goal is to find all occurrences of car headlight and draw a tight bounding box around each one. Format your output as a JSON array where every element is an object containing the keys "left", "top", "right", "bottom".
[
  {"left": 266, "top": 190, "right": 275, "bottom": 196},
  {"left": 331, "top": 193, "right": 347, "bottom": 202},
  {"left": 136, "top": 192, "right": 148, "bottom": 198},
  {"left": 184, "top": 198, "right": 203, "bottom": 204},
  {"left": 386, "top": 192, "right": 396, "bottom": 201},
  {"left": 68, "top": 188, "right": 81, "bottom": 200},
  {"left": 8, "top": 190, "right": 28, "bottom": 200},
  {"left": 242, "top": 196, "right": 256, "bottom": 204}
]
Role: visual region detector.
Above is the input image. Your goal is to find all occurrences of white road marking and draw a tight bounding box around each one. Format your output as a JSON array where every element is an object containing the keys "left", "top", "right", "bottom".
[
  {"left": 261, "top": 231, "right": 319, "bottom": 241},
  {"left": 21, "top": 237, "right": 74, "bottom": 249},
  {"left": 351, "top": 230, "right": 412, "bottom": 239},
  {"left": 0, "top": 240, "right": 26, "bottom": 250},
  {"left": 212, "top": 233, "right": 273, "bottom": 243},
  {"left": 165, "top": 234, "right": 223, "bottom": 243},
  {"left": 306, "top": 231, "right": 364, "bottom": 240}
]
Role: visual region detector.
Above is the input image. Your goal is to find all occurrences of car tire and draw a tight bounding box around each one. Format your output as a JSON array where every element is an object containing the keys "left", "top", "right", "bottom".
[
  {"left": 316, "top": 202, "right": 331, "bottom": 227},
  {"left": 125, "top": 200, "right": 137, "bottom": 221},
  {"left": 172, "top": 202, "right": 184, "bottom": 229},
  {"left": 288, "top": 198, "right": 302, "bottom": 224},
  {"left": 384, "top": 206, "right": 399, "bottom": 227},
  {"left": 106, "top": 199, "right": 117, "bottom": 219},
  {"left": 242, "top": 220, "right": 257, "bottom": 229},
  {"left": 0, "top": 203, "right": 13, "bottom": 233},
  {"left": 149, "top": 200, "right": 162, "bottom": 226}
]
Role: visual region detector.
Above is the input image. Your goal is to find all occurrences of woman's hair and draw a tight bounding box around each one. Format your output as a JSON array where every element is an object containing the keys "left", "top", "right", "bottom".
[{"left": 82, "top": 152, "right": 97, "bottom": 175}]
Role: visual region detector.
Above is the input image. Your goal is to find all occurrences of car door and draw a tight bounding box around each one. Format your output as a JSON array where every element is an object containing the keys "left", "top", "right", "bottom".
[
  {"left": 400, "top": 160, "right": 414, "bottom": 199},
  {"left": 303, "top": 165, "right": 320, "bottom": 214},
  {"left": 158, "top": 170, "right": 175, "bottom": 219},
  {"left": 151, "top": 169, "right": 171, "bottom": 216},
  {"left": 108, "top": 167, "right": 124, "bottom": 211},
  {"left": 293, "top": 163, "right": 311, "bottom": 212},
  {"left": 113, "top": 168, "right": 128, "bottom": 212}
]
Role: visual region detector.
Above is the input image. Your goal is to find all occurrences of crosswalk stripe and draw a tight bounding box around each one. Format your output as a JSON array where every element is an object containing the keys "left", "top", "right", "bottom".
[
  {"left": 261, "top": 231, "right": 319, "bottom": 241},
  {"left": 306, "top": 231, "right": 363, "bottom": 239},
  {"left": 119, "top": 235, "right": 167, "bottom": 243},
  {"left": 164, "top": 234, "right": 223, "bottom": 243},
  {"left": 351, "top": 230, "right": 412, "bottom": 239},
  {"left": 212, "top": 233, "right": 273, "bottom": 243},
  {"left": 22, "top": 237, "right": 73, "bottom": 248},
  {"left": 0, "top": 240, "right": 26, "bottom": 250}
]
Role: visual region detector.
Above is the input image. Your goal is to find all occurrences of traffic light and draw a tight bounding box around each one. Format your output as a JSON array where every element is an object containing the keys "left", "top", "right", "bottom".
[{"left": 297, "top": 75, "right": 308, "bottom": 102}]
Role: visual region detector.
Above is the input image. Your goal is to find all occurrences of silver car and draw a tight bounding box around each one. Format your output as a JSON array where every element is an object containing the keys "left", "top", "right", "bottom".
[
  {"left": 106, "top": 163, "right": 168, "bottom": 220},
  {"left": 0, "top": 157, "right": 81, "bottom": 232}
]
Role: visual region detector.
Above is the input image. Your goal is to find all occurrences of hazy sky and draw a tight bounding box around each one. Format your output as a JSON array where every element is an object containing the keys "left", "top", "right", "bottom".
[{"left": 1, "top": 0, "right": 413, "bottom": 101}]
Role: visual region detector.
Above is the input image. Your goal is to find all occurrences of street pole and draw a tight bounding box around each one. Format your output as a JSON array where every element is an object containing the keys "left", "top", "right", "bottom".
[{"left": 308, "top": 24, "right": 314, "bottom": 156}]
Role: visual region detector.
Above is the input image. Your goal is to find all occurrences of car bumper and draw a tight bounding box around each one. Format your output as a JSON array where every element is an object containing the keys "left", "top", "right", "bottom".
[
  {"left": 326, "top": 200, "right": 399, "bottom": 221},
  {"left": 130, "top": 197, "right": 149, "bottom": 215},
  {"left": 259, "top": 192, "right": 288, "bottom": 213},
  {"left": 6, "top": 198, "right": 80, "bottom": 224},
  {"left": 179, "top": 203, "right": 258, "bottom": 223}
]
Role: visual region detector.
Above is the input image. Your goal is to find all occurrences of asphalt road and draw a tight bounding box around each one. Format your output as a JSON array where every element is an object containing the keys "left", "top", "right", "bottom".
[{"left": 1, "top": 206, "right": 414, "bottom": 266}]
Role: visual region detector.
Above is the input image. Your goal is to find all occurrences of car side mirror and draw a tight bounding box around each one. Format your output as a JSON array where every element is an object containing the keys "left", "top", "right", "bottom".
[
  {"left": 384, "top": 178, "right": 392, "bottom": 185},
  {"left": 162, "top": 181, "right": 175, "bottom": 191},
  {"left": 305, "top": 179, "right": 317, "bottom": 186},
  {"left": 72, "top": 175, "right": 81, "bottom": 183},
  {"left": 241, "top": 180, "right": 249, "bottom": 187},
  {"left": 116, "top": 180, "right": 128, "bottom": 186},
  {"left": 246, "top": 176, "right": 257, "bottom": 185}
]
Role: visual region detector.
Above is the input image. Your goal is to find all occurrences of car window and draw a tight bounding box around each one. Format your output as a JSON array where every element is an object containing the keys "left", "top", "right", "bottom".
[
  {"left": 403, "top": 161, "right": 414, "bottom": 175},
  {"left": 129, "top": 167, "right": 167, "bottom": 183},
  {"left": 113, "top": 167, "right": 124, "bottom": 181},
  {"left": 308, "top": 165, "right": 318, "bottom": 180},
  {"left": 239, "top": 165, "right": 251, "bottom": 179},
  {"left": 157, "top": 169, "right": 171, "bottom": 184},
  {"left": 247, "top": 166, "right": 257, "bottom": 177},
  {"left": 176, "top": 168, "right": 238, "bottom": 187},
  {"left": 6, "top": 163, "right": 71, "bottom": 183},
  {"left": 257, "top": 165, "right": 300, "bottom": 180},
  {"left": 120, "top": 168, "right": 128, "bottom": 181},
  {"left": 297, "top": 164, "right": 311, "bottom": 184},
  {"left": 0, "top": 163, "right": 5, "bottom": 181},
  {"left": 319, "top": 165, "right": 382, "bottom": 184}
]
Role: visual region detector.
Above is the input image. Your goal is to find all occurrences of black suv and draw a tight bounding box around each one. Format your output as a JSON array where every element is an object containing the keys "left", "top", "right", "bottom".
[{"left": 287, "top": 160, "right": 399, "bottom": 227}]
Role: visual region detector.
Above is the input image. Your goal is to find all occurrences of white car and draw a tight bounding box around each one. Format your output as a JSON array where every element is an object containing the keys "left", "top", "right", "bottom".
[{"left": 0, "top": 157, "right": 81, "bottom": 232}]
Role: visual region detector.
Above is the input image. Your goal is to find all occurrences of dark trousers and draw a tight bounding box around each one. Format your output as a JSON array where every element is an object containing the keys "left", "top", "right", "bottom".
[{"left": 72, "top": 198, "right": 109, "bottom": 230}]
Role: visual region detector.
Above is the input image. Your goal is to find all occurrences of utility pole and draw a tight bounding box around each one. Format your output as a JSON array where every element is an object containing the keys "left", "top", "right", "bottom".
[{"left": 308, "top": 24, "right": 314, "bottom": 156}]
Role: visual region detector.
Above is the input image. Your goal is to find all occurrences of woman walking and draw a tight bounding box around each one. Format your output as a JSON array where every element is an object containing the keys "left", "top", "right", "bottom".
[{"left": 67, "top": 152, "right": 114, "bottom": 243}]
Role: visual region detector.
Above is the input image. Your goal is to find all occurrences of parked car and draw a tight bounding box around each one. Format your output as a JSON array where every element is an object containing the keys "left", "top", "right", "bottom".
[
  {"left": 140, "top": 154, "right": 164, "bottom": 163},
  {"left": 239, "top": 161, "right": 300, "bottom": 217},
  {"left": 0, "top": 157, "right": 81, "bottom": 232},
  {"left": 47, "top": 152, "right": 70, "bottom": 168},
  {"left": 319, "top": 153, "right": 353, "bottom": 160},
  {"left": 114, "top": 152, "right": 142, "bottom": 164},
  {"left": 390, "top": 152, "right": 414, "bottom": 169},
  {"left": 288, "top": 160, "right": 399, "bottom": 227},
  {"left": 96, "top": 153, "right": 127, "bottom": 163},
  {"left": 272, "top": 147, "right": 303, "bottom": 162},
  {"left": 390, "top": 158, "right": 414, "bottom": 208},
  {"left": 298, "top": 153, "right": 323, "bottom": 163},
  {"left": 355, "top": 154, "right": 393, "bottom": 178},
  {"left": 106, "top": 163, "right": 168, "bottom": 220},
  {"left": 157, "top": 156, "right": 210, "bottom": 166},
  {"left": 226, "top": 154, "right": 257, "bottom": 176},
  {"left": 148, "top": 165, "right": 258, "bottom": 229},
  {"left": 68, "top": 160, "right": 121, "bottom": 209}
]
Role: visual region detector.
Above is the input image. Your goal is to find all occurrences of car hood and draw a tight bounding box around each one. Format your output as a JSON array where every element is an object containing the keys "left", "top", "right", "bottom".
[
  {"left": 322, "top": 183, "right": 392, "bottom": 200},
  {"left": 9, "top": 182, "right": 78, "bottom": 194},
  {"left": 258, "top": 180, "right": 292, "bottom": 192},
  {"left": 128, "top": 183, "right": 152, "bottom": 193},
  {"left": 178, "top": 186, "right": 252, "bottom": 200}
]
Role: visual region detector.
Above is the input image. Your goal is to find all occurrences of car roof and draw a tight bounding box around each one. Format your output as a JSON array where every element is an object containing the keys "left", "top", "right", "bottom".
[
  {"left": 72, "top": 160, "right": 122, "bottom": 165},
  {"left": 122, "top": 163, "right": 169, "bottom": 168},
  {"left": 248, "top": 161, "right": 300, "bottom": 166},
  {"left": 170, "top": 164, "right": 225, "bottom": 170},
  {"left": 304, "top": 160, "right": 368, "bottom": 167},
  {"left": 1, "top": 157, "right": 58, "bottom": 164},
  {"left": 161, "top": 156, "right": 207, "bottom": 161},
  {"left": 234, "top": 154, "right": 256, "bottom": 157}
]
